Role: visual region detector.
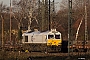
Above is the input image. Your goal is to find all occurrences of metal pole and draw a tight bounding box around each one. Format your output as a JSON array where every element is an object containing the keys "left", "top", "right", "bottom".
[
  {"left": 49, "top": 0, "right": 51, "bottom": 31},
  {"left": 52, "top": 0, "right": 55, "bottom": 29},
  {"left": 1, "top": 15, "right": 4, "bottom": 50},
  {"left": 68, "top": 0, "right": 72, "bottom": 56},
  {"left": 10, "top": 0, "right": 12, "bottom": 44},
  {"left": 38, "top": 0, "right": 41, "bottom": 31},
  {"left": 45, "top": 0, "right": 48, "bottom": 31},
  {"left": 52, "top": 0, "right": 55, "bottom": 14},
  {"left": 41, "top": 0, "right": 45, "bottom": 31},
  {"left": 84, "top": 0, "right": 88, "bottom": 50}
]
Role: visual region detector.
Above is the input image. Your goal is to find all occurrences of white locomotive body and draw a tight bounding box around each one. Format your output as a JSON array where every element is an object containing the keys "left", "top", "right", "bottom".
[{"left": 22, "top": 31, "right": 48, "bottom": 44}]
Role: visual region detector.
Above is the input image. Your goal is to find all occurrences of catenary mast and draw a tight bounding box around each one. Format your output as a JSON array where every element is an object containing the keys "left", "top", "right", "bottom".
[
  {"left": 10, "top": 0, "right": 12, "bottom": 45},
  {"left": 1, "top": 15, "right": 4, "bottom": 50},
  {"left": 68, "top": 0, "right": 73, "bottom": 56},
  {"left": 84, "top": 0, "right": 88, "bottom": 50}
]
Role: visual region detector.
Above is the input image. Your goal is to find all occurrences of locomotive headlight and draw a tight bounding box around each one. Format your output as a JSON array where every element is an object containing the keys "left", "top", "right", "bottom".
[
  {"left": 48, "top": 43, "right": 52, "bottom": 45},
  {"left": 58, "top": 42, "right": 61, "bottom": 44},
  {"left": 58, "top": 42, "right": 61, "bottom": 45},
  {"left": 54, "top": 42, "right": 56, "bottom": 43},
  {"left": 58, "top": 42, "right": 60, "bottom": 44}
]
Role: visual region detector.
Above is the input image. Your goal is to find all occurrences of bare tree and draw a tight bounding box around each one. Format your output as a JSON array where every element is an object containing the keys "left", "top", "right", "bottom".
[
  {"left": 0, "top": 2, "right": 7, "bottom": 13},
  {"left": 12, "top": 0, "right": 38, "bottom": 31}
]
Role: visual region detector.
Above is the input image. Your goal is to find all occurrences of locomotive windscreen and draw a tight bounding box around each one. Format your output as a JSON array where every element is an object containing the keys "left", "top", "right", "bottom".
[
  {"left": 48, "top": 35, "right": 54, "bottom": 39},
  {"left": 55, "top": 35, "right": 60, "bottom": 39}
]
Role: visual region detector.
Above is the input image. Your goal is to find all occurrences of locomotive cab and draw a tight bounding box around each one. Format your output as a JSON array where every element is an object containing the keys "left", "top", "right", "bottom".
[
  {"left": 47, "top": 30, "right": 62, "bottom": 46},
  {"left": 46, "top": 29, "right": 62, "bottom": 52}
]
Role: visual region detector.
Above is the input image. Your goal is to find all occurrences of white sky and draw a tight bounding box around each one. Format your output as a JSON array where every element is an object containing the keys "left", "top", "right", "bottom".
[
  {"left": 0, "top": 0, "right": 10, "bottom": 6},
  {"left": 0, "top": 0, "right": 62, "bottom": 11},
  {"left": 0, "top": 0, "right": 62, "bottom": 6}
]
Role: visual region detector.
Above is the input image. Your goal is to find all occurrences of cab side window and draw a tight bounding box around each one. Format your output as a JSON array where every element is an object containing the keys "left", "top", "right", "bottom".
[{"left": 25, "top": 36, "right": 28, "bottom": 42}]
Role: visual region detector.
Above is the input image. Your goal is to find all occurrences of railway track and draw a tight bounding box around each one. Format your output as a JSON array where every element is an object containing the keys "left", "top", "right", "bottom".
[{"left": 0, "top": 50, "right": 90, "bottom": 60}]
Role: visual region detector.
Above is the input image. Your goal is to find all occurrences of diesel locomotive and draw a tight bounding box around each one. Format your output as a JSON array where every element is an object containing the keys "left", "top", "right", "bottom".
[{"left": 22, "top": 29, "right": 62, "bottom": 52}]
